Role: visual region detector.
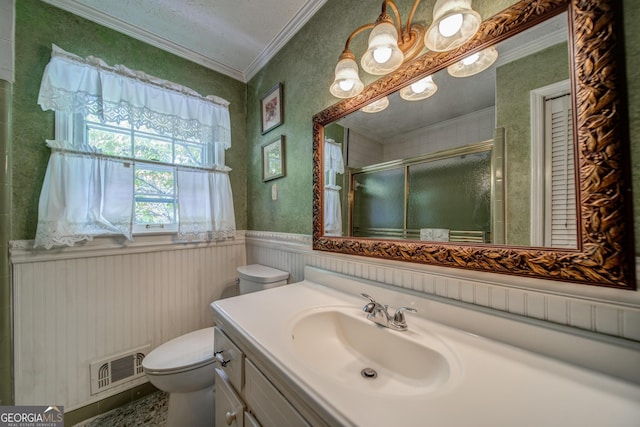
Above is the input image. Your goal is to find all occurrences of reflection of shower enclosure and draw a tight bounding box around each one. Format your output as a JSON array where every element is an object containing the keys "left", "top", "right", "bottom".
[
  {"left": 350, "top": 141, "right": 496, "bottom": 242},
  {"left": 352, "top": 167, "right": 405, "bottom": 236}
]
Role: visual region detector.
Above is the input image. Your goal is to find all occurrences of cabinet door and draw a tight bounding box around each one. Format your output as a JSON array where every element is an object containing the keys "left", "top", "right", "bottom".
[
  {"left": 214, "top": 327, "right": 244, "bottom": 392},
  {"left": 245, "top": 359, "right": 310, "bottom": 427},
  {"left": 244, "top": 412, "right": 261, "bottom": 427},
  {"left": 214, "top": 368, "right": 245, "bottom": 427}
]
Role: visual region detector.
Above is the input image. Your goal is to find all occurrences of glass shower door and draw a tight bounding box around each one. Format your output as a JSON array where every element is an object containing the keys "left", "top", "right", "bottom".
[{"left": 351, "top": 167, "right": 405, "bottom": 238}]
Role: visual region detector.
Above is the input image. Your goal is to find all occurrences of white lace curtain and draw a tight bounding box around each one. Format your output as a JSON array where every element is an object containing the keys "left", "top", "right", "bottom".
[
  {"left": 324, "top": 139, "right": 344, "bottom": 236},
  {"left": 34, "top": 45, "right": 236, "bottom": 248},
  {"left": 36, "top": 140, "right": 135, "bottom": 248},
  {"left": 176, "top": 170, "right": 236, "bottom": 241},
  {"left": 38, "top": 44, "right": 231, "bottom": 153}
]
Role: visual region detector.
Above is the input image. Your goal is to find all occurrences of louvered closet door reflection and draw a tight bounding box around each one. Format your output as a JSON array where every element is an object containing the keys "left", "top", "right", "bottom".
[{"left": 544, "top": 93, "right": 577, "bottom": 248}]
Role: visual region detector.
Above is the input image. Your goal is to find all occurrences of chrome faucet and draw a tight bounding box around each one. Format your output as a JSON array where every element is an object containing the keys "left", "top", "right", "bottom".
[{"left": 361, "top": 293, "right": 417, "bottom": 331}]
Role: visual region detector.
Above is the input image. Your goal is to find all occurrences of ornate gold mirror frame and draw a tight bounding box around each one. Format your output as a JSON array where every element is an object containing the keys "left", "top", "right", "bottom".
[{"left": 312, "top": 0, "right": 635, "bottom": 289}]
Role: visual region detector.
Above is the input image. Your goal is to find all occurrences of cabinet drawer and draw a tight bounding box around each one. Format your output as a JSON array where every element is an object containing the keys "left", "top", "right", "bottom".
[
  {"left": 214, "top": 326, "right": 244, "bottom": 392},
  {"left": 245, "top": 359, "right": 310, "bottom": 427},
  {"left": 214, "top": 368, "right": 245, "bottom": 427}
]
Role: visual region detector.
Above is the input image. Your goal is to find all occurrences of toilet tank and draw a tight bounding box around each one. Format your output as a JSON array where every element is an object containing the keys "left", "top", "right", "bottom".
[{"left": 237, "top": 264, "right": 290, "bottom": 294}]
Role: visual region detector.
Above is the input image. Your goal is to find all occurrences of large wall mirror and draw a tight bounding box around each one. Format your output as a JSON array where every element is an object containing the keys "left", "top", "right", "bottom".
[{"left": 312, "top": 0, "right": 635, "bottom": 289}]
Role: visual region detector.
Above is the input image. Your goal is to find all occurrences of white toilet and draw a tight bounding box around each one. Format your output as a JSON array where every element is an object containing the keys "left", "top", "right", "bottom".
[{"left": 142, "top": 264, "right": 290, "bottom": 427}]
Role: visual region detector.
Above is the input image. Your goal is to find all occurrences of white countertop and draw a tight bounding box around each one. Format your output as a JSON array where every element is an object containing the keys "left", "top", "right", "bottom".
[{"left": 211, "top": 268, "right": 640, "bottom": 427}]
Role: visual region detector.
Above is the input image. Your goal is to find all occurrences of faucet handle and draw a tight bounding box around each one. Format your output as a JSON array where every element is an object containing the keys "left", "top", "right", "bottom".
[
  {"left": 361, "top": 293, "right": 376, "bottom": 302},
  {"left": 361, "top": 293, "right": 377, "bottom": 313},
  {"left": 393, "top": 307, "right": 417, "bottom": 324}
]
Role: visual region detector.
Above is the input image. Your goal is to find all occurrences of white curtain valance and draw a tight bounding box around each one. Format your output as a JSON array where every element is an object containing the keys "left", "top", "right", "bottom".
[{"left": 37, "top": 44, "right": 232, "bottom": 150}]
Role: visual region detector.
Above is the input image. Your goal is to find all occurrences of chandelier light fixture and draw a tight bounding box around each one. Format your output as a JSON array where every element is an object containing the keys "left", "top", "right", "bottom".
[
  {"left": 330, "top": 0, "right": 481, "bottom": 99},
  {"left": 331, "top": 0, "right": 427, "bottom": 98}
]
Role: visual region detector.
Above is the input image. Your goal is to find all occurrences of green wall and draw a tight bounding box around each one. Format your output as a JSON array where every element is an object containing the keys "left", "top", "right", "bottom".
[
  {"left": 246, "top": 0, "right": 640, "bottom": 252},
  {"left": 245, "top": 0, "right": 522, "bottom": 234},
  {"left": 627, "top": 0, "right": 640, "bottom": 250},
  {"left": 1, "top": 0, "right": 248, "bottom": 405},
  {"left": 496, "top": 43, "right": 569, "bottom": 246},
  {"left": 12, "top": 0, "right": 248, "bottom": 240},
  {"left": 0, "top": 78, "right": 11, "bottom": 406}
]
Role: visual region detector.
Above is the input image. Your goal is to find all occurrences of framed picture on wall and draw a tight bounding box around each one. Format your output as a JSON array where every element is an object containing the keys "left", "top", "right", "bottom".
[
  {"left": 262, "top": 136, "right": 285, "bottom": 181},
  {"left": 260, "top": 83, "right": 284, "bottom": 134}
]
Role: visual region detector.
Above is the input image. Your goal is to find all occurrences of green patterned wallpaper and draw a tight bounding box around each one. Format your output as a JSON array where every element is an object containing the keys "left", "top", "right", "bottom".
[
  {"left": 496, "top": 43, "right": 569, "bottom": 246},
  {"left": 247, "top": 0, "right": 640, "bottom": 254},
  {"left": 627, "top": 0, "right": 640, "bottom": 253},
  {"left": 245, "top": 0, "right": 520, "bottom": 234}
]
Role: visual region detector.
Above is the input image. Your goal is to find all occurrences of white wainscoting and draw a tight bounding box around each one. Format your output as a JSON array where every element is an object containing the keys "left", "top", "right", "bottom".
[
  {"left": 10, "top": 230, "right": 640, "bottom": 410},
  {"left": 245, "top": 231, "right": 640, "bottom": 342},
  {"left": 10, "top": 233, "right": 246, "bottom": 410}
]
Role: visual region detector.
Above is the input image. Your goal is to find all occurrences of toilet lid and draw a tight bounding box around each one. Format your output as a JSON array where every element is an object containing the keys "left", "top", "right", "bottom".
[
  {"left": 142, "top": 327, "right": 215, "bottom": 373},
  {"left": 237, "top": 264, "right": 289, "bottom": 283}
]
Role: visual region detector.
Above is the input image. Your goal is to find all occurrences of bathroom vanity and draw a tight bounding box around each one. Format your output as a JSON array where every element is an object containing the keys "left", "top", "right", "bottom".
[{"left": 210, "top": 267, "right": 640, "bottom": 427}]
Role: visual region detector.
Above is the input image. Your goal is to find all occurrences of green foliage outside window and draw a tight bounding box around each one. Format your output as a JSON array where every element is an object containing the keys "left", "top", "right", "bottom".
[{"left": 85, "top": 117, "right": 206, "bottom": 227}]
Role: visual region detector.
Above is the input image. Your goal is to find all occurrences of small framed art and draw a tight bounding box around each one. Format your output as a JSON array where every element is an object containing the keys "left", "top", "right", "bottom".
[
  {"left": 262, "top": 136, "right": 285, "bottom": 181},
  {"left": 260, "top": 83, "right": 283, "bottom": 134}
]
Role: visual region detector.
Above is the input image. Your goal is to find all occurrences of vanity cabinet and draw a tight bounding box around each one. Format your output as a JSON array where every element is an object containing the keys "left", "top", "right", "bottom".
[
  {"left": 214, "top": 326, "right": 310, "bottom": 427},
  {"left": 214, "top": 368, "right": 245, "bottom": 427}
]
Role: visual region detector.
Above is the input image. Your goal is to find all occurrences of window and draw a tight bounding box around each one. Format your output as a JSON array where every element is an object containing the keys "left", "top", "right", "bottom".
[
  {"left": 60, "top": 112, "right": 226, "bottom": 233},
  {"left": 35, "top": 45, "right": 235, "bottom": 249}
]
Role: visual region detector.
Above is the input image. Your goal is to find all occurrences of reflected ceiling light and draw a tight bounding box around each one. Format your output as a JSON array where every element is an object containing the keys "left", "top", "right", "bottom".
[
  {"left": 447, "top": 46, "right": 498, "bottom": 77},
  {"left": 360, "top": 96, "right": 390, "bottom": 113},
  {"left": 330, "top": 0, "right": 428, "bottom": 98},
  {"left": 424, "top": 0, "right": 481, "bottom": 52},
  {"left": 399, "top": 75, "right": 438, "bottom": 101}
]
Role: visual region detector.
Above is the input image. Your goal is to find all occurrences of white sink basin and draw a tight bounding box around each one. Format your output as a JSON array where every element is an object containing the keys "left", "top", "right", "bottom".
[
  {"left": 214, "top": 273, "right": 640, "bottom": 427},
  {"left": 288, "top": 306, "right": 454, "bottom": 396}
]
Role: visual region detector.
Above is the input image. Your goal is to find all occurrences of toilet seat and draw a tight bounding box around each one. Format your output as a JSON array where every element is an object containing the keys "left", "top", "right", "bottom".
[{"left": 142, "top": 327, "right": 215, "bottom": 375}]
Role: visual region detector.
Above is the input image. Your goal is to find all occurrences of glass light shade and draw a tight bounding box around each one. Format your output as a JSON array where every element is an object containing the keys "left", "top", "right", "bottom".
[
  {"left": 447, "top": 46, "right": 498, "bottom": 77},
  {"left": 424, "top": 0, "right": 481, "bottom": 52},
  {"left": 461, "top": 52, "right": 480, "bottom": 65},
  {"left": 438, "top": 13, "right": 463, "bottom": 37},
  {"left": 360, "top": 96, "right": 389, "bottom": 113},
  {"left": 399, "top": 75, "right": 438, "bottom": 101},
  {"left": 330, "top": 57, "right": 364, "bottom": 98},
  {"left": 361, "top": 22, "right": 404, "bottom": 75}
]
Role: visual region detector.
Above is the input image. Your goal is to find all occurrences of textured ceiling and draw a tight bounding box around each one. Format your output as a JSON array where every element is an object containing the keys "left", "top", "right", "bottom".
[
  {"left": 38, "top": 1, "right": 567, "bottom": 136},
  {"left": 41, "top": 0, "right": 328, "bottom": 82}
]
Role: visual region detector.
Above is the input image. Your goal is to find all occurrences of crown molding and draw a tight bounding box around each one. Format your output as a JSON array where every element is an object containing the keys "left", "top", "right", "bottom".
[
  {"left": 245, "top": 0, "right": 327, "bottom": 81},
  {"left": 495, "top": 27, "right": 567, "bottom": 67},
  {"left": 40, "top": 0, "right": 246, "bottom": 81},
  {"left": 41, "top": 0, "right": 327, "bottom": 83}
]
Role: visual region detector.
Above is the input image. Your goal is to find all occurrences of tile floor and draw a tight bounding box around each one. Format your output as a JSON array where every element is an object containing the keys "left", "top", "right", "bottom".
[{"left": 73, "top": 392, "right": 168, "bottom": 426}]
